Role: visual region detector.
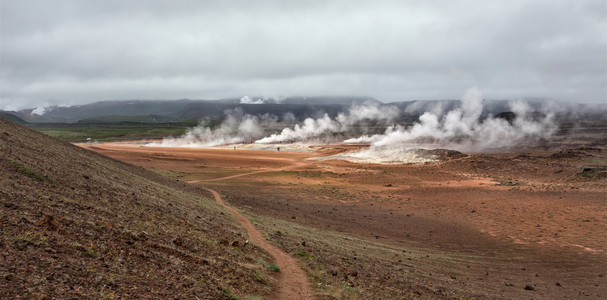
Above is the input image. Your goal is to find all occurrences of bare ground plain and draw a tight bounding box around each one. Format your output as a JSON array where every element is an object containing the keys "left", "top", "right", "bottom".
[{"left": 82, "top": 120, "right": 607, "bottom": 299}]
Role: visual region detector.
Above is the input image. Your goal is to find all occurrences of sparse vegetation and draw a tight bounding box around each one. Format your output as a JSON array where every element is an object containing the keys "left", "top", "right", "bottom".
[
  {"left": 5, "top": 159, "right": 56, "bottom": 185},
  {"left": 294, "top": 250, "right": 315, "bottom": 259},
  {"left": 222, "top": 287, "right": 239, "bottom": 300},
  {"left": 268, "top": 264, "right": 280, "bottom": 272},
  {"left": 11, "top": 230, "right": 48, "bottom": 246},
  {"left": 257, "top": 259, "right": 280, "bottom": 272},
  {"left": 254, "top": 272, "right": 269, "bottom": 284}
]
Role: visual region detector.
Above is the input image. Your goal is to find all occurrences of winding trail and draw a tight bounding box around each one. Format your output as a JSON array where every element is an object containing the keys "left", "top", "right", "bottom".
[{"left": 192, "top": 171, "right": 315, "bottom": 300}]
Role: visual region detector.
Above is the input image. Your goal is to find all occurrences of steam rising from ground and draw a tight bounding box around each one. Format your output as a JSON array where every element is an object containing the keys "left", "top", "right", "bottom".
[
  {"left": 149, "top": 88, "right": 558, "bottom": 165},
  {"left": 239, "top": 96, "right": 264, "bottom": 104},
  {"left": 345, "top": 87, "right": 557, "bottom": 151},
  {"left": 255, "top": 102, "right": 398, "bottom": 143},
  {"left": 147, "top": 102, "right": 399, "bottom": 147},
  {"left": 314, "top": 88, "right": 557, "bottom": 164},
  {"left": 148, "top": 108, "right": 268, "bottom": 147}
]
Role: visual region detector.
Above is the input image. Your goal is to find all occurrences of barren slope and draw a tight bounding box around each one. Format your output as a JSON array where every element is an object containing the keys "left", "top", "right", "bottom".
[{"left": 0, "top": 119, "right": 277, "bottom": 299}]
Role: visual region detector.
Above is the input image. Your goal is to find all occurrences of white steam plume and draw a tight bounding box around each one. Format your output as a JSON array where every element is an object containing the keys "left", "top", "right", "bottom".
[
  {"left": 240, "top": 96, "right": 265, "bottom": 104},
  {"left": 255, "top": 102, "right": 399, "bottom": 143},
  {"left": 148, "top": 107, "right": 267, "bottom": 147},
  {"left": 31, "top": 106, "right": 48, "bottom": 115},
  {"left": 345, "top": 87, "right": 557, "bottom": 151}
]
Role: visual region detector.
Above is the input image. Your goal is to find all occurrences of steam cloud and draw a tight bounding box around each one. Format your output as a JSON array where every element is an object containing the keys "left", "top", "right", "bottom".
[
  {"left": 149, "top": 87, "right": 558, "bottom": 157},
  {"left": 345, "top": 87, "right": 557, "bottom": 151},
  {"left": 148, "top": 108, "right": 269, "bottom": 147},
  {"left": 239, "top": 95, "right": 286, "bottom": 104},
  {"left": 255, "top": 102, "right": 399, "bottom": 143},
  {"left": 239, "top": 96, "right": 265, "bottom": 105},
  {"left": 31, "top": 106, "right": 48, "bottom": 115},
  {"left": 148, "top": 102, "right": 399, "bottom": 148}
]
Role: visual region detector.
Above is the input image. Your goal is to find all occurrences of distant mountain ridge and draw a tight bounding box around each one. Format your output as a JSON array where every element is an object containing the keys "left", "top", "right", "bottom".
[
  {"left": 10, "top": 100, "right": 194, "bottom": 123},
  {"left": 2, "top": 97, "right": 605, "bottom": 124},
  {"left": 4, "top": 97, "right": 379, "bottom": 123}
]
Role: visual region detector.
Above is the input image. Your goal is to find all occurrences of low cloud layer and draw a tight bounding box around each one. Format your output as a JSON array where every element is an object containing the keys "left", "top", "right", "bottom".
[{"left": 2, "top": 0, "right": 606, "bottom": 110}]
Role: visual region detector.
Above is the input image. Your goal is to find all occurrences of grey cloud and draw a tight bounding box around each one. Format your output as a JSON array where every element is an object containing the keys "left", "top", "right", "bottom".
[{"left": 1, "top": 0, "right": 605, "bottom": 110}]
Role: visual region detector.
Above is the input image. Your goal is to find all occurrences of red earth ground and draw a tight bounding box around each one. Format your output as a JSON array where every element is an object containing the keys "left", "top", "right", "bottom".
[{"left": 82, "top": 140, "right": 607, "bottom": 299}]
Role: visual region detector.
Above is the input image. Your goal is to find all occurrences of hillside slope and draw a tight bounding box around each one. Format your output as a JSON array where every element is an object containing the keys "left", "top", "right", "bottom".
[
  {"left": 0, "top": 119, "right": 274, "bottom": 299},
  {"left": 0, "top": 112, "right": 27, "bottom": 125}
]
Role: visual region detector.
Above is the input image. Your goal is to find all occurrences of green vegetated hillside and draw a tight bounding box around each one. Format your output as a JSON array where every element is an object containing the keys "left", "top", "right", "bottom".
[{"left": 0, "top": 118, "right": 275, "bottom": 299}]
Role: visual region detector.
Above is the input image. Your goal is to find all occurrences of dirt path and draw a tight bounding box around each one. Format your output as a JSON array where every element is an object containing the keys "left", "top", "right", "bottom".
[
  {"left": 188, "top": 170, "right": 272, "bottom": 183},
  {"left": 189, "top": 161, "right": 307, "bottom": 183},
  {"left": 199, "top": 177, "right": 315, "bottom": 299}
]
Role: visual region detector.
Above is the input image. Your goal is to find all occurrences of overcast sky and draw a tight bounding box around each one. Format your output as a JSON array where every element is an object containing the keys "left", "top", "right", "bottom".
[{"left": 1, "top": 0, "right": 606, "bottom": 110}]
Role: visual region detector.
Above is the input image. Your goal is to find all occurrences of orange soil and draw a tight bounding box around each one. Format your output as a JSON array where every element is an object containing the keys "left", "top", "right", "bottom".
[{"left": 82, "top": 142, "right": 607, "bottom": 298}]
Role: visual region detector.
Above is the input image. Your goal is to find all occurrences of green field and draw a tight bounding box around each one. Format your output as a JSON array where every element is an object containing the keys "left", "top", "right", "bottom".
[{"left": 28, "top": 122, "right": 198, "bottom": 143}]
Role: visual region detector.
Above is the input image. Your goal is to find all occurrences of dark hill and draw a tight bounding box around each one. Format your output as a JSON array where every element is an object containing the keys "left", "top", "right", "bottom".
[
  {"left": 175, "top": 102, "right": 350, "bottom": 121},
  {"left": 213, "top": 96, "right": 380, "bottom": 105},
  {"left": 17, "top": 100, "right": 194, "bottom": 123},
  {"left": 278, "top": 96, "right": 380, "bottom": 105},
  {"left": 0, "top": 112, "right": 27, "bottom": 124},
  {"left": 0, "top": 119, "right": 273, "bottom": 299},
  {"left": 14, "top": 97, "right": 380, "bottom": 123}
]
